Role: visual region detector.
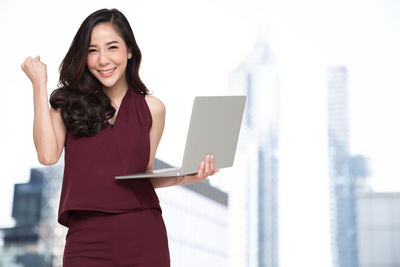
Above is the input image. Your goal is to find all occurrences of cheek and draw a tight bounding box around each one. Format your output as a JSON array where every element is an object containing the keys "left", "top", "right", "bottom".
[
  {"left": 86, "top": 56, "right": 96, "bottom": 70},
  {"left": 86, "top": 59, "right": 99, "bottom": 77},
  {"left": 113, "top": 52, "right": 127, "bottom": 65}
]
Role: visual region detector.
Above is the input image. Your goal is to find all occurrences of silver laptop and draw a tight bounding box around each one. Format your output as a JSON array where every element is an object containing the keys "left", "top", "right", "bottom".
[{"left": 115, "top": 95, "right": 246, "bottom": 179}]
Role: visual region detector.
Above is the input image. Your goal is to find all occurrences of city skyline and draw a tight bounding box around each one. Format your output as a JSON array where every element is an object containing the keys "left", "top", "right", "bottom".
[{"left": 1, "top": 1, "right": 400, "bottom": 267}]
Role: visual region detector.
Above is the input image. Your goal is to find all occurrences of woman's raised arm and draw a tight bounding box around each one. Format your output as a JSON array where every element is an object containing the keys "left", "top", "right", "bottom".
[{"left": 22, "top": 56, "right": 66, "bottom": 166}]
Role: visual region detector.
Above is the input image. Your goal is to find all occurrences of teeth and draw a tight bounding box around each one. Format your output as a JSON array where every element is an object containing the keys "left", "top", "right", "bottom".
[{"left": 100, "top": 69, "right": 115, "bottom": 74}]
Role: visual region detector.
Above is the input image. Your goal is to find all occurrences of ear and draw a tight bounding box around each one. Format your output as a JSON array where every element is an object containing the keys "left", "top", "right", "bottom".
[{"left": 127, "top": 48, "right": 133, "bottom": 60}]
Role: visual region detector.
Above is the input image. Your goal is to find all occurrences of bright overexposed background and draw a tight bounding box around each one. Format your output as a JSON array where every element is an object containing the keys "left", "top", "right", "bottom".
[{"left": 1, "top": 1, "right": 400, "bottom": 266}]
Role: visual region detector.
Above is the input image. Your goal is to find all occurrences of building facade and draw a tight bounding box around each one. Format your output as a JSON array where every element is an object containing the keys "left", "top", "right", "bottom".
[
  {"left": 327, "top": 66, "right": 358, "bottom": 267},
  {"left": 357, "top": 192, "right": 400, "bottom": 267},
  {"left": 0, "top": 166, "right": 63, "bottom": 267},
  {"left": 228, "top": 40, "right": 279, "bottom": 267}
]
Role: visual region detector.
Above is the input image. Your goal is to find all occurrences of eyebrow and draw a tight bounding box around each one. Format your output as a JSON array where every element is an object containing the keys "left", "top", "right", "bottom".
[{"left": 89, "top": 40, "right": 120, "bottom": 48}]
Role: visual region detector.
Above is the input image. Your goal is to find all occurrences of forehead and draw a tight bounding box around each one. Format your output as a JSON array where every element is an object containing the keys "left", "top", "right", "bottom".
[{"left": 90, "top": 23, "right": 124, "bottom": 45}]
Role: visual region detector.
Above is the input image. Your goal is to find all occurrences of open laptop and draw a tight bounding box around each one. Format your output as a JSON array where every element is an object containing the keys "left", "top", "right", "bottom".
[{"left": 115, "top": 95, "right": 246, "bottom": 179}]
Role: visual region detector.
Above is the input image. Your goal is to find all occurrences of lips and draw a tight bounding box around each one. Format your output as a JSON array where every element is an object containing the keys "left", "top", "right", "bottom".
[{"left": 98, "top": 67, "right": 117, "bottom": 77}]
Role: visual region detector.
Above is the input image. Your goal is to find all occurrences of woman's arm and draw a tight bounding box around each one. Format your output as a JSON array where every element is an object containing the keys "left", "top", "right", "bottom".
[
  {"left": 22, "top": 56, "right": 66, "bottom": 166},
  {"left": 144, "top": 95, "right": 219, "bottom": 189},
  {"left": 144, "top": 94, "right": 171, "bottom": 188}
]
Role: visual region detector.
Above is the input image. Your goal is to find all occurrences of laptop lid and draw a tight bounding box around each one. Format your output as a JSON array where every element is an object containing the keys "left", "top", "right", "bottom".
[{"left": 180, "top": 95, "right": 246, "bottom": 175}]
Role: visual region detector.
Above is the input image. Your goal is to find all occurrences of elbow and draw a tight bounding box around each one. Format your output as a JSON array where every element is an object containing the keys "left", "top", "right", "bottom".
[
  {"left": 38, "top": 154, "right": 59, "bottom": 166},
  {"left": 149, "top": 178, "right": 157, "bottom": 188}
]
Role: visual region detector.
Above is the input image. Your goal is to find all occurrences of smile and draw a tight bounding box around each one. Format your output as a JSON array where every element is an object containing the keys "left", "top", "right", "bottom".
[{"left": 98, "top": 67, "right": 117, "bottom": 77}]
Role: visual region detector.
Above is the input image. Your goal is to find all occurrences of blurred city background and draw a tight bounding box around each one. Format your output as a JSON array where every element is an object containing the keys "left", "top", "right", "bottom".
[{"left": 1, "top": 0, "right": 399, "bottom": 266}]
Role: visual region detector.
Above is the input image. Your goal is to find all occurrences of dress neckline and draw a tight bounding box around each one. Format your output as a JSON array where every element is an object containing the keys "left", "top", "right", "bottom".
[{"left": 108, "top": 87, "right": 130, "bottom": 129}]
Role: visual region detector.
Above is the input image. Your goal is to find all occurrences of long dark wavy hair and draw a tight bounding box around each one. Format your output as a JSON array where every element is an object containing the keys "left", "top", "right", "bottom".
[{"left": 49, "top": 8, "right": 149, "bottom": 138}]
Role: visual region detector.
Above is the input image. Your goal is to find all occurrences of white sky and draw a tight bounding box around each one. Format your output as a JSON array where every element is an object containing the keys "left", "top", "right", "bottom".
[{"left": 1, "top": 1, "right": 400, "bottom": 266}]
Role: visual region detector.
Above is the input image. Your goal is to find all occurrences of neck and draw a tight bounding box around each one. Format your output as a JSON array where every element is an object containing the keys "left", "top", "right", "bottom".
[{"left": 102, "top": 79, "right": 128, "bottom": 103}]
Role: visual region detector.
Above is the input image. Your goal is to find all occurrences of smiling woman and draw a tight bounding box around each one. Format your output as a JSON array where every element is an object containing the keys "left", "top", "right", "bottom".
[{"left": 20, "top": 7, "right": 218, "bottom": 267}]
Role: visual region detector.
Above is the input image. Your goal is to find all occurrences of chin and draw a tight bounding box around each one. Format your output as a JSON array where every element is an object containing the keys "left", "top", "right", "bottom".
[
  {"left": 97, "top": 78, "right": 117, "bottom": 88},
  {"left": 101, "top": 82, "right": 117, "bottom": 88}
]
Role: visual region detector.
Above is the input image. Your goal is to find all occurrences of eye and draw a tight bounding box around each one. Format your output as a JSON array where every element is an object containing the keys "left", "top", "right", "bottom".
[
  {"left": 88, "top": 49, "right": 97, "bottom": 53},
  {"left": 109, "top": 46, "right": 118, "bottom": 50}
]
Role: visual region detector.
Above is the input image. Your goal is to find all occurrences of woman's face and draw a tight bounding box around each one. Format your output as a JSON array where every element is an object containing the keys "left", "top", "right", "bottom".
[{"left": 87, "top": 22, "right": 132, "bottom": 90}]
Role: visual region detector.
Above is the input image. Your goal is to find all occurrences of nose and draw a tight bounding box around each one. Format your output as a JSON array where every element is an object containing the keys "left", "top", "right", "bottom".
[{"left": 98, "top": 51, "right": 110, "bottom": 66}]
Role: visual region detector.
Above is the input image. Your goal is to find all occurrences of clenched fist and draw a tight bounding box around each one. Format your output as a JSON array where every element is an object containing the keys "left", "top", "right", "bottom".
[{"left": 21, "top": 56, "right": 47, "bottom": 88}]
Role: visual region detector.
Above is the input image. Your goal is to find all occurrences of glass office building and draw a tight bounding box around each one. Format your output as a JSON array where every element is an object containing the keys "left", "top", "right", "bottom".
[
  {"left": 228, "top": 40, "right": 279, "bottom": 267},
  {"left": 327, "top": 66, "right": 358, "bottom": 267}
]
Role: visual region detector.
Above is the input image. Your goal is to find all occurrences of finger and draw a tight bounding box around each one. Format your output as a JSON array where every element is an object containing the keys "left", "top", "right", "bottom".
[
  {"left": 210, "top": 154, "right": 214, "bottom": 171},
  {"left": 197, "top": 160, "right": 205, "bottom": 177},
  {"left": 21, "top": 60, "right": 29, "bottom": 71},
  {"left": 22, "top": 57, "right": 30, "bottom": 67},
  {"left": 25, "top": 57, "right": 33, "bottom": 67},
  {"left": 204, "top": 155, "right": 210, "bottom": 175}
]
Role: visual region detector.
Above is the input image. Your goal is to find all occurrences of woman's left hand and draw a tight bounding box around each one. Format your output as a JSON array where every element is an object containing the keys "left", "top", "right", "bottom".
[{"left": 176, "top": 155, "right": 219, "bottom": 185}]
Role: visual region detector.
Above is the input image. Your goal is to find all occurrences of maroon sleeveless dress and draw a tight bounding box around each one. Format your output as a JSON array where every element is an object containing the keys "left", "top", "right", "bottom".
[{"left": 59, "top": 87, "right": 170, "bottom": 266}]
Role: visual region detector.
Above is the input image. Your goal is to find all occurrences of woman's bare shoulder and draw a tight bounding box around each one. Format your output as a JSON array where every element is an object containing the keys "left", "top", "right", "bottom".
[{"left": 145, "top": 94, "right": 165, "bottom": 115}]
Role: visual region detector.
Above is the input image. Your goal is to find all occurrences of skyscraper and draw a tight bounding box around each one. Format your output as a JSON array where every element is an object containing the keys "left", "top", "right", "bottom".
[
  {"left": 327, "top": 66, "right": 358, "bottom": 267},
  {"left": 228, "top": 39, "right": 279, "bottom": 267},
  {"left": 0, "top": 167, "right": 62, "bottom": 267}
]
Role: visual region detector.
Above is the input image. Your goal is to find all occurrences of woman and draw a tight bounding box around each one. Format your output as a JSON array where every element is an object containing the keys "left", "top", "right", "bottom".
[{"left": 21, "top": 8, "right": 218, "bottom": 266}]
